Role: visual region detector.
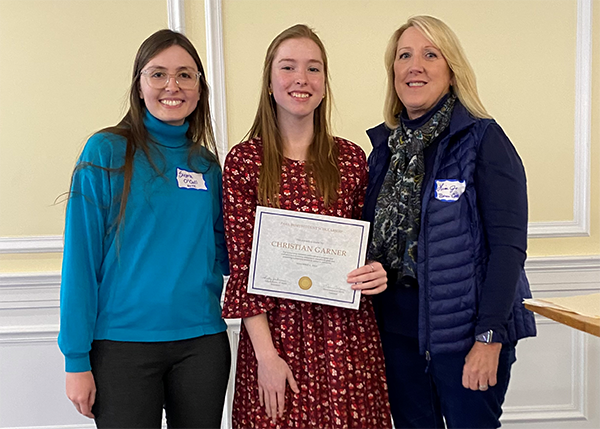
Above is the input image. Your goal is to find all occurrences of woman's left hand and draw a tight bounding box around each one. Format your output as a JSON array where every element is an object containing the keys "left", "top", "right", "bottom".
[
  {"left": 462, "top": 342, "right": 502, "bottom": 391},
  {"left": 347, "top": 260, "right": 387, "bottom": 295}
]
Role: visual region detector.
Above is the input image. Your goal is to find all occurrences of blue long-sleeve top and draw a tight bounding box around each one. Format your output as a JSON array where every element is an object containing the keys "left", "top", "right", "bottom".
[
  {"left": 58, "top": 111, "right": 229, "bottom": 372},
  {"left": 364, "top": 96, "right": 528, "bottom": 342}
]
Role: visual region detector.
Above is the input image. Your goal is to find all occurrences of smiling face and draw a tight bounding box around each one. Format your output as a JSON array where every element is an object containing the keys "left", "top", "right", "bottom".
[
  {"left": 394, "top": 26, "right": 453, "bottom": 120},
  {"left": 270, "top": 37, "right": 325, "bottom": 126},
  {"left": 139, "top": 45, "right": 200, "bottom": 126}
]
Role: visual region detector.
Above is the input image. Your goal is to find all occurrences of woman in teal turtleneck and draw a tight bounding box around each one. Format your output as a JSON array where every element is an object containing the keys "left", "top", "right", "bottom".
[{"left": 58, "top": 30, "right": 230, "bottom": 428}]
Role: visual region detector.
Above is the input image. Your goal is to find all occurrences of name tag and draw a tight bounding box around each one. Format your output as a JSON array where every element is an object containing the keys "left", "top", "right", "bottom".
[
  {"left": 434, "top": 179, "right": 465, "bottom": 202},
  {"left": 176, "top": 168, "right": 207, "bottom": 190}
]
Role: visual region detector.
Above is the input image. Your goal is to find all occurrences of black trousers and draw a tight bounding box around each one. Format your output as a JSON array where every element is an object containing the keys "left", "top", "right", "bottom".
[
  {"left": 90, "top": 332, "right": 231, "bottom": 429},
  {"left": 380, "top": 331, "right": 516, "bottom": 429}
]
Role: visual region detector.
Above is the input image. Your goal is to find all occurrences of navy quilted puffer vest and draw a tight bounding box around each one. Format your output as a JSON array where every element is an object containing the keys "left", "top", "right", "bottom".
[{"left": 416, "top": 104, "right": 536, "bottom": 355}]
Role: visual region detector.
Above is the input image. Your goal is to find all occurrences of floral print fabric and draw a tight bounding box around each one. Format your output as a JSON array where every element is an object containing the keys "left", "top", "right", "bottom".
[{"left": 222, "top": 138, "right": 391, "bottom": 429}]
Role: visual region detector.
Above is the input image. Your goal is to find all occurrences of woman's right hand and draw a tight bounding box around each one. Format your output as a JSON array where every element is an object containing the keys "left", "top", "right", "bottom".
[
  {"left": 244, "top": 312, "right": 300, "bottom": 423},
  {"left": 257, "top": 351, "right": 299, "bottom": 423},
  {"left": 66, "top": 371, "right": 96, "bottom": 418}
]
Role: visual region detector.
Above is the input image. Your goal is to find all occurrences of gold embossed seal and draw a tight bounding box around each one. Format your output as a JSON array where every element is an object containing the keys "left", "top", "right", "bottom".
[{"left": 298, "top": 276, "right": 313, "bottom": 290}]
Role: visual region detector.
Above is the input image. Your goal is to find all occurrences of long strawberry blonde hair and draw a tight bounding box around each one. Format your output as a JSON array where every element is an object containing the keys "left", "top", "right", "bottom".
[{"left": 247, "top": 24, "right": 339, "bottom": 207}]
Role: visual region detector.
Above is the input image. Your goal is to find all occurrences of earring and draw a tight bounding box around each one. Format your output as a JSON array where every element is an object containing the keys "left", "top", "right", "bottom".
[{"left": 268, "top": 89, "right": 273, "bottom": 96}]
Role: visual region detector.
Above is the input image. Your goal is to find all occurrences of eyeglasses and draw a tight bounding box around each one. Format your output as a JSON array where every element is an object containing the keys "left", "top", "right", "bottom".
[{"left": 140, "top": 67, "right": 201, "bottom": 90}]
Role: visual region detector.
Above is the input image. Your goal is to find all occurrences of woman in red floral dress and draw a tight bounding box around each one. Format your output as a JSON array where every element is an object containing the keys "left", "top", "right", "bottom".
[{"left": 222, "top": 24, "right": 392, "bottom": 429}]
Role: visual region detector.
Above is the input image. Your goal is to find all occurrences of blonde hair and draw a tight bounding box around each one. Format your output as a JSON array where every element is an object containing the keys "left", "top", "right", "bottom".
[
  {"left": 247, "top": 24, "right": 339, "bottom": 207},
  {"left": 383, "top": 15, "right": 491, "bottom": 128}
]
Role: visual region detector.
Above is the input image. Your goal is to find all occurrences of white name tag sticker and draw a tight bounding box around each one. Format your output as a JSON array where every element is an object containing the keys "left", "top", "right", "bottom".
[
  {"left": 434, "top": 179, "right": 466, "bottom": 202},
  {"left": 176, "top": 168, "right": 207, "bottom": 190}
]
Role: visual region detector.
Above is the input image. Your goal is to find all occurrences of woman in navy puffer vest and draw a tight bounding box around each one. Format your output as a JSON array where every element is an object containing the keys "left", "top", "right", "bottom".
[{"left": 364, "top": 15, "right": 536, "bottom": 429}]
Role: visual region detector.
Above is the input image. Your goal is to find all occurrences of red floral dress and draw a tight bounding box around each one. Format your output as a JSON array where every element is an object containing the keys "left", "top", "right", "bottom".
[{"left": 222, "top": 137, "right": 391, "bottom": 429}]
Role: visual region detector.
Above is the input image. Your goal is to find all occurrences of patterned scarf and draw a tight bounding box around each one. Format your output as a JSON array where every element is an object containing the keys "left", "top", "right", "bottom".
[{"left": 368, "top": 94, "right": 456, "bottom": 278}]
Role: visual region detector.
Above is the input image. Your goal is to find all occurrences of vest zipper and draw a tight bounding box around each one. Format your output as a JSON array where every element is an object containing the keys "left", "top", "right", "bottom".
[{"left": 423, "top": 212, "right": 432, "bottom": 372}]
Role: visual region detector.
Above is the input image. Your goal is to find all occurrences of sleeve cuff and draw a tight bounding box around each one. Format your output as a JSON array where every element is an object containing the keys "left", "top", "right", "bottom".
[
  {"left": 65, "top": 354, "right": 92, "bottom": 373},
  {"left": 222, "top": 299, "right": 276, "bottom": 319},
  {"left": 475, "top": 325, "right": 508, "bottom": 344}
]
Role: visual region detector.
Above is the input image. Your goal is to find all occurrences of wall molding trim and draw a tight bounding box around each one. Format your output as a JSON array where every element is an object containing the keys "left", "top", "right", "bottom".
[
  {"left": 0, "top": 271, "right": 60, "bottom": 310},
  {"left": 527, "top": 0, "right": 592, "bottom": 238},
  {"left": 7, "top": 425, "right": 95, "bottom": 429},
  {"left": 0, "top": 235, "right": 63, "bottom": 254},
  {"left": 502, "top": 319, "right": 587, "bottom": 423},
  {"left": 167, "top": 0, "right": 185, "bottom": 34},
  {"left": 0, "top": 272, "right": 61, "bottom": 287},
  {"left": 0, "top": 255, "right": 596, "bottom": 308},
  {"left": 525, "top": 255, "right": 600, "bottom": 272},
  {"left": 204, "top": 0, "right": 229, "bottom": 164},
  {"left": 525, "top": 255, "right": 600, "bottom": 293},
  {"left": 0, "top": 324, "right": 59, "bottom": 345}
]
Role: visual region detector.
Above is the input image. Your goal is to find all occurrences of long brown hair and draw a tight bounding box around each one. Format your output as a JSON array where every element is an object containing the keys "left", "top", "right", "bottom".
[
  {"left": 75, "top": 29, "right": 217, "bottom": 234},
  {"left": 247, "top": 24, "right": 339, "bottom": 207}
]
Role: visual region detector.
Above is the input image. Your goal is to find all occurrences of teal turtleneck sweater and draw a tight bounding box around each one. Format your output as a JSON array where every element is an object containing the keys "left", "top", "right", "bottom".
[{"left": 59, "top": 111, "right": 229, "bottom": 373}]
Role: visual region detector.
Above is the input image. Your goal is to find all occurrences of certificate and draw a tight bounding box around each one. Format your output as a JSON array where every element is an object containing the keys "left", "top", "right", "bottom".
[{"left": 247, "top": 206, "right": 370, "bottom": 310}]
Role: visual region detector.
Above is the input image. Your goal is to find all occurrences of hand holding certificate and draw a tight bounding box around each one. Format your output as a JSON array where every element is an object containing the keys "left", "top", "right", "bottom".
[{"left": 247, "top": 207, "right": 370, "bottom": 310}]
